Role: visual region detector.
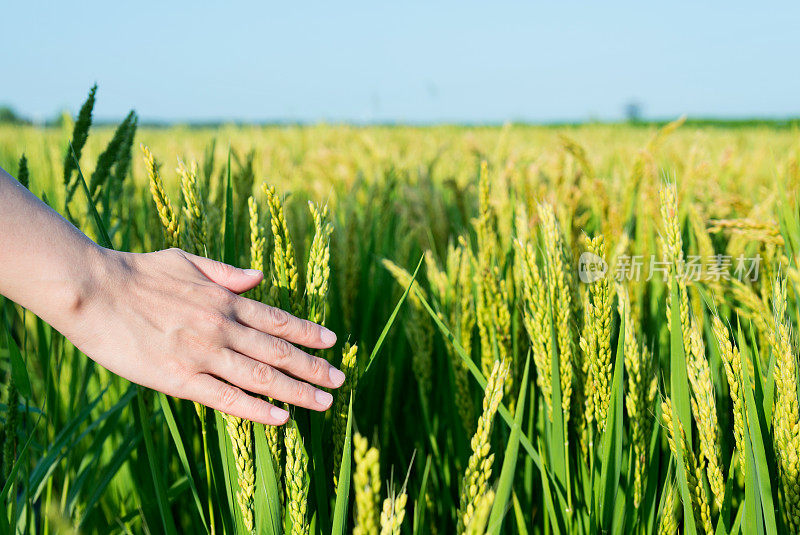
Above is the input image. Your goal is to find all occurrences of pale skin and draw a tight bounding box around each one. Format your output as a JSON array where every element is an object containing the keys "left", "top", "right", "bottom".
[{"left": 0, "top": 166, "right": 345, "bottom": 425}]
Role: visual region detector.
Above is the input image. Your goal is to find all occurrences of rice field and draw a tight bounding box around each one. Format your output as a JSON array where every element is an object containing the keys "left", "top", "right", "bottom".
[{"left": 2, "top": 87, "right": 800, "bottom": 534}]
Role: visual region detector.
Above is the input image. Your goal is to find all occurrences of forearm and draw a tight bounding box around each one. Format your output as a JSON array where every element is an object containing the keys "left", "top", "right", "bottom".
[
  {"left": 0, "top": 166, "right": 343, "bottom": 424},
  {"left": 0, "top": 166, "right": 106, "bottom": 327}
]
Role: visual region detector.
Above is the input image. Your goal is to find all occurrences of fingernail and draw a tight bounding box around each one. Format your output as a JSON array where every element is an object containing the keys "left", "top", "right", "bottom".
[
  {"left": 244, "top": 269, "right": 262, "bottom": 277},
  {"left": 271, "top": 406, "right": 289, "bottom": 421},
  {"left": 315, "top": 390, "right": 333, "bottom": 408},
  {"left": 329, "top": 367, "right": 346, "bottom": 387},
  {"left": 320, "top": 327, "right": 337, "bottom": 346}
]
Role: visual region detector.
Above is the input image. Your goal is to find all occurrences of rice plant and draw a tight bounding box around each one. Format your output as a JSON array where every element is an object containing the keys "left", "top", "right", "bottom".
[{"left": 2, "top": 86, "right": 800, "bottom": 534}]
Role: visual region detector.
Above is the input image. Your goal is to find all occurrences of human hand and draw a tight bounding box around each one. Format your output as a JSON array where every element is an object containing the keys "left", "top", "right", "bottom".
[{"left": 56, "top": 247, "right": 343, "bottom": 425}]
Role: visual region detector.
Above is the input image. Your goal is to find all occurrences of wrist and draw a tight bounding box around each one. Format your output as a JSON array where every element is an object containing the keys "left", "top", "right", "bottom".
[
  {"left": 51, "top": 244, "right": 124, "bottom": 329},
  {"left": 70, "top": 245, "right": 113, "bottom": 309}
]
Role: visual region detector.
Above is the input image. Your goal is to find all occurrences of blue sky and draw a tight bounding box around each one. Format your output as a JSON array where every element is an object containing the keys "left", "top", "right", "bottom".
[{"left": 2, "top": 2, "right": 799, "bottom": 123}]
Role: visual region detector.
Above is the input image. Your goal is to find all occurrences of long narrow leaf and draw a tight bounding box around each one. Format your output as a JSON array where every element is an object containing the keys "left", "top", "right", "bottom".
[
  {"left": 739, "top": 331, "right": 777, "bottom": 535},
  {"left": 135, "top": 389, "right": 178, "bottom": 535},
  {"left": 487, "top": 353, "right": 530, "bottom": 534},
  {"left": 512, "top": 492, "right": 530, "bottom": 535},
  {"left": 158, "top": 393, "right": 209, "bottom": 531},
  {"left": 4, "top": 325, "right": 31, "bottom": 399},
  {"left": 598, "top": 315, "right": 625, "bottom": 530},
  {"left": 668, "top": 282, "right": 698, "bottom": 535},
  {"left": 331, "top": 395, "right": 354, "bottom": 535},
  {"left": 214, "top": 410, "right": 240, "bottom": 533},
  {"left": 78, "top": 427, "right": 142, "bottom": 528},
  {"left": 254, "top": 422, "right": 282, "bottom": 535},
  {"left": 363, "top": 254, "right": 425, "bottom": 377},
  {"left": 71, "top": 143, "right": 113, "bottom": 249},
  {"left": 0, "top": 415, "right": 41, "bottom": 502},
  {"left": 413, "top": 455, "right": 433, "bottom": 535},
  {"left": 223, "top": 148, "right": 235, "bottom": 265}
]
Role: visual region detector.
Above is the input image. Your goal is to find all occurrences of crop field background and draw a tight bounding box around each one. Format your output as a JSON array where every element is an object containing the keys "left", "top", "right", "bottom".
[{"left": 2, "top": 88, "right": 800, "bottom": 534}]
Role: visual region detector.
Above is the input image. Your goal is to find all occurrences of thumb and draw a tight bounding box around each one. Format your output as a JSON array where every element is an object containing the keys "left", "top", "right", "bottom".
[{"left": 183, "top": 252, "right": 263, "bottom": 294}]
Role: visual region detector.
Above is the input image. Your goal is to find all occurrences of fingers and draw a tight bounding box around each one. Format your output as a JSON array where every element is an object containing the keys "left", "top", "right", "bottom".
[
  {"left": 181, "top": 251, "right": 263, "bottom": 294},
  {"left": 187, "top": 373, "right": 290, "bottom": 425},
  {"left": 170, "top": 249, "right": 337, "bottom": 350},
  {"left": 233, "top": 297, "right": 337, "bottom": 349},
  {"left": 228, "top": 324, "right": 346, "bottom": 389},
  {"left": 215, "top": 350, "right": 334, "bottom": 411}
]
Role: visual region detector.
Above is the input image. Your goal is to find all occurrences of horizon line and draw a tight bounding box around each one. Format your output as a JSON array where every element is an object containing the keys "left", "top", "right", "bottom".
[{"left": 6, "top": 115, "right": 800, "bottom": 130}]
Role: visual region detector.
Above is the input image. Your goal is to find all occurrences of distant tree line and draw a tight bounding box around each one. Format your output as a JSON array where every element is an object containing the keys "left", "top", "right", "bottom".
[
  {"left": 0, "top": 106, "right": 29, "bottom": 125},
  {"left": 0, "top": 106, "right": 83, "bottom": 127},
  {"left": 1, "top": 102, "right": 799, "bottom": 129}
]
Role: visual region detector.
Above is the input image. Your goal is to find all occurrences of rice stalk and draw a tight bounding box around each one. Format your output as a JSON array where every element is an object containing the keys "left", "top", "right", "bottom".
[
  {"left": 581, "top": 234, "right": 613, "bottom": 432},
  {"left": 658, "top": 479, "right": 681, "bottom": 535},
  {"left": 464, "top": 489, "right": 495, "bottom": 535},
  {"left": 353, "top": 433, "right": 381, "bottom": 535},
  {"left": 142, "top": 145, "right": 180, "bottom": 248},
  {"left": 379, "top": 488, "right": 407, "bottom": 535},
  {"left": 284, "top": 420, "right": 310, "bottom": 535},
  {"left": 17, "top": 154, "right": 29, "bottom": 189},
  {"left": 178, "top": 159, "right": 206, "bottom": 256},
  {"left": 771, "top": 278, "right": 800, "bottom": 531},
  {"left": 711, "top": 315, "right": 745, "bottom": 476},
  {"left": 263, "top": 184, "right": 301, "bottom": 316},
  {"left": 305, "top": 201, "right": 332, "bottom": 326},
  {"left": 454, "top": 240, "right": 477, "bottom": 430},
  {"left": 617, "top": 283, "right": 656, "bottom": 508},
  {"left": 456, "top": 359, "right": 509, "bottom": 534},
  {"left": 223, "top": 415, "right": 255, "bottom": 534},
  {"left": 538, "top": 202, "right": 576, "bottom": 423},
  {"left": 2, "top": 379, "right": 19, "bottom": 478},
  {"left": 425, "top": 241, "right": 475, "bottom": 432},
  {"left": 89, "top": 111, "right": 136, "bottom": 202},
  {"left": 517, "top": 238, "right": 554, "bottom": 418},
  {"left": 686, "top": 320, "right": 724, "bottom": 509},
  {"left": 248, "top": 196, "right": 267, "bottom": 303},
  {"left": 661, "top": 397, "right": 714, "bottom": 534},
  {"left": 333, "top": 342, "right": 359, "bottom": 486},
  {"left": 660, "top": 182, "right": 693, "bottom": 364},
  {"left": 63, "top": 84, "right": 97, "bottom": 207},
  {"left": 474, "top": 162, "right": 513, "bottom": 394}
]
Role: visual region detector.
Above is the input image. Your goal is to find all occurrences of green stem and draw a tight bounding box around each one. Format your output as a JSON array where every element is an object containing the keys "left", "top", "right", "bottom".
[
  {"left": 201, "top": 414, "right": 215, "bottom": 535},
  {"left": 44, "top": 479, "right": 52, "bottom": 535},
  {"left": 563, "top": 409, "right": 573, "bottom": 522}
]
